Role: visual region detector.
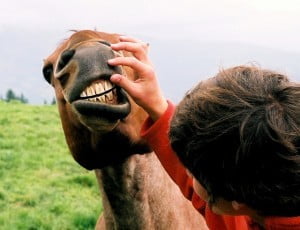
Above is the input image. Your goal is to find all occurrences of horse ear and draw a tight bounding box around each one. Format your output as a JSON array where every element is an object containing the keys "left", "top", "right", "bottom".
[{"left": 42, "top": 64, "right": 53, "bottom": 84}]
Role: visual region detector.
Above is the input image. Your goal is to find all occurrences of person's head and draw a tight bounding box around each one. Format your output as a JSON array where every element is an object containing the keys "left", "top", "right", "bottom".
[{"left": 169, "top": 65, "right": 300, "bottom": 217}]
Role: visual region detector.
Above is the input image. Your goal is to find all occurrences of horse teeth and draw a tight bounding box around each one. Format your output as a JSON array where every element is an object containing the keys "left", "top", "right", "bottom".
[
  {"left": 86, "top": 87, "right": 91, "bottom": 96},
  {"left": 108, "top": 92, "right": 113, "bottom": 100},
  {"left": 91, "top": 86, "right": 96, "bottom": 95},
  {"left": 92, "top": 85, "right": 98, "bottom": 95},
  {"left": 103, "top": 81, "right": 109, "bottom": 91},
  {"left": 107, "top": 81, "right": 111, "bottom": 90},
  {"left": 80, "top": 91, "right": 87, "bottom": 97},
  {"left": 99, "top": 95, "right": 105, "bottom": 102},
  {"left": 95, "top": 83, "right": 101, "bottom": 94},
  {"left": 80, "top": 80, "right": 117, "bottom": 103},
  {"left": 99, "top": 83, "right": 104, "bottom": 93}
]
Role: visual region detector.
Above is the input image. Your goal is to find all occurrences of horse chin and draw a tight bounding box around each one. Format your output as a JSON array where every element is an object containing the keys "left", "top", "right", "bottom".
[{"left": 78, "top": 116, "right": 120, "bottom": 133}]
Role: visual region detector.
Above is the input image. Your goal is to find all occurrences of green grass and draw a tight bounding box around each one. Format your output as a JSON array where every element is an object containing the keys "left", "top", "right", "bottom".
[{"left": 0, "top": 100, "right": 102, "bottom": 230}]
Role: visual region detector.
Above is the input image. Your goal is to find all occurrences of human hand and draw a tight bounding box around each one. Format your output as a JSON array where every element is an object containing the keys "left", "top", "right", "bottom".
[{"left": 108, "top": 36, "right": 168, "bottom": 121}]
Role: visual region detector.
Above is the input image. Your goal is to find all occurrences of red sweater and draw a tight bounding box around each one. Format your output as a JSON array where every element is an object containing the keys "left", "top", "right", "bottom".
[{"left": 140, "top": 101, "right": 300, "bottom": 230}]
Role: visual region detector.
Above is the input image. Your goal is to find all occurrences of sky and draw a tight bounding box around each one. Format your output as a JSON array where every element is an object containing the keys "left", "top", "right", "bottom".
[
  {"left": 1, "top": 0, "right": 300, "bottom": 103},
  {"left": 2, "top": 0, "right": 299, "bottom": 48}
]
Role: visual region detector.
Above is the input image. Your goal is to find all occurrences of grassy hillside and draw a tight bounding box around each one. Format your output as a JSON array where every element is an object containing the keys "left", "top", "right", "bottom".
[{"left": 0, "top": 101, "right": 102, "bottom": 230}]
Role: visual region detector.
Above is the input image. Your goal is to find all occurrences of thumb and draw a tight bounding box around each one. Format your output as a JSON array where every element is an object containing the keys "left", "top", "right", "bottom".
[{"left": 110, "top": 74, "right": 136, "bottom": 95}]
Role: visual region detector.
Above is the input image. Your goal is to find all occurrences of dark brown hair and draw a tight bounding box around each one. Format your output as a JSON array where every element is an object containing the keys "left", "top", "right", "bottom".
[{"left": 170, "top": 66, "right": 300, "bottom": 216}]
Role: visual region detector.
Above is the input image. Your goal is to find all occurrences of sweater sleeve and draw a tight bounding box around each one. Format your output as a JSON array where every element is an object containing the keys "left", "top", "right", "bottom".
[{"left": 140, "top": 100, "right": 206, "bottom": 213}]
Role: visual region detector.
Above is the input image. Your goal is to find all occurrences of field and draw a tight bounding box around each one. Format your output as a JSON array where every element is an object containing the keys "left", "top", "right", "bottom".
[{"left": 0, "top": 101, "right": 102, "bottom": 230}]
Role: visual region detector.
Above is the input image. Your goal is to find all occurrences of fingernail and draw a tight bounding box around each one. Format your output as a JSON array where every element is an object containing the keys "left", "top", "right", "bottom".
[
  {"left": 110, "top": 44, "right": 117, "bottom": 50},
  {"left": 108, "top": 59, "right": 115, "bottom": 64},
  {"left": 110, "top": 74, "right": 122, "bottom": 82},
  {"left": 119, "top": 35, "right": 127, "bottom": 40}
]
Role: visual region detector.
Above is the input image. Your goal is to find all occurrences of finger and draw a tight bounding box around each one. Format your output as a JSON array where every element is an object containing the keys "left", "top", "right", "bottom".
[
  {"left": 111, "top": 42, "right": 149, "bottom": 61},
  {"left": 111, "top": 42, "right": 147, "bottom": 52},
  {"left": 119, "top": 35, "right": 143, "bottom": 43},
  {"left": 108, "top": 57, "right": 151, "bottom": 74},
  {"left": 118, "top": 36, "right": 150, "bottom": 49},
  {"left": 110, "top": 74, "right": 137, "bottom": 95}
]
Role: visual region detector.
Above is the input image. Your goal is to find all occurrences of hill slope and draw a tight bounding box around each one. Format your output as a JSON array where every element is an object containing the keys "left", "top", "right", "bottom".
[{"left": 0, "top": 101, "right": 102, "bottom": 230}]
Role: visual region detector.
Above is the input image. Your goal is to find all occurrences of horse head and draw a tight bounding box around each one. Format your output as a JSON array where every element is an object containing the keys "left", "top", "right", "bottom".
[{"left": 43, "top": 30, "right": 150, "bottom": 169}]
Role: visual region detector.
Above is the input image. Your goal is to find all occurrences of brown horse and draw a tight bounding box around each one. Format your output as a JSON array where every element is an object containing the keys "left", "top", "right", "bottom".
[{"left": 42, "top": 30, "right": 208, "bottom": 229}]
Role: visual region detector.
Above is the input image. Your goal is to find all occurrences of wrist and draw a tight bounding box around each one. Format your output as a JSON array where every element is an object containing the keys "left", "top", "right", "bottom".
[{"left": 146, "top": 98, "right": 168, "bottom": 121}]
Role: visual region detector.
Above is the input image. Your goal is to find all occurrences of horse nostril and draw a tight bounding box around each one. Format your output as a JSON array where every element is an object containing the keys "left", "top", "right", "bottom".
[
  {"left": 58, "top": 73, "right": 70, "bottom": 88},
  {"left": 57, "top": 49, "right": 75, "bottom": 72}
]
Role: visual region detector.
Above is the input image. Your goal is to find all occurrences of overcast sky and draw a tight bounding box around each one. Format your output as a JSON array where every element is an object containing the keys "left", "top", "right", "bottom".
[
  {"left": 2, "top": 0, "right": 300, "bottom": 50},
  {"left": 1, "top": 0, "right": 300, "bottom": 103}
]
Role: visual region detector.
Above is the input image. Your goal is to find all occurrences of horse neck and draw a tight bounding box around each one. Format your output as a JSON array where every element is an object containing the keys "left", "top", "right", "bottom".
[
  {"left": 95, "top": 152, "right": 165, "bottom": 229},
  {"left": 95, "top": 152, "right": 208, "bottom": 230},
  {"left": 96, "top": 154, "right": 175, "bottom": 229}
]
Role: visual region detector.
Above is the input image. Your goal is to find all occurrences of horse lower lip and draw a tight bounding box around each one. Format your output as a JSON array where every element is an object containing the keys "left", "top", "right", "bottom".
[
  {"left": 72, "top": 88, "right": 131, "bottom": 120},
  {"left": 72, "top": 101, "right": 131, "bottom": 121}
]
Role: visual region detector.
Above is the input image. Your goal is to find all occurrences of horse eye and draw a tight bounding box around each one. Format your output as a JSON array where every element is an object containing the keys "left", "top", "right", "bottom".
[{"left": 42, "top": 64, "right": 53, "bottom": 84}]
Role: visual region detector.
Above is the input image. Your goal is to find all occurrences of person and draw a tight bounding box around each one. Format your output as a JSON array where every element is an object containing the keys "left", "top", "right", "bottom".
[{"left": 108, "top": 36, "right": 300, "bottom": 230}]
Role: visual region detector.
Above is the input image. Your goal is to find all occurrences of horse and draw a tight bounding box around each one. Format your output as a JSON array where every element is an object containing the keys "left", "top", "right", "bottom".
[{"left": 42, "top": 30, "right": 208, "bottom": 229}]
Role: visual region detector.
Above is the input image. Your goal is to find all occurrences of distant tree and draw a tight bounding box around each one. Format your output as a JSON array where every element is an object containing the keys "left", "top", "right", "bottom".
[
  {"left": 51, "top": 97, "right": 56, "bottom": 105},
  {"left": 6, "top": 89, "right": 17, "bottom": 102},
  {"left": 44, "top": 99, "right": 48, "bottom": 105},
  {"left": 20, "top": 93, "right": 28, "bottom": 104},
  {"left": 5, "top": 89, "right": 28, "bottom": 104}
]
